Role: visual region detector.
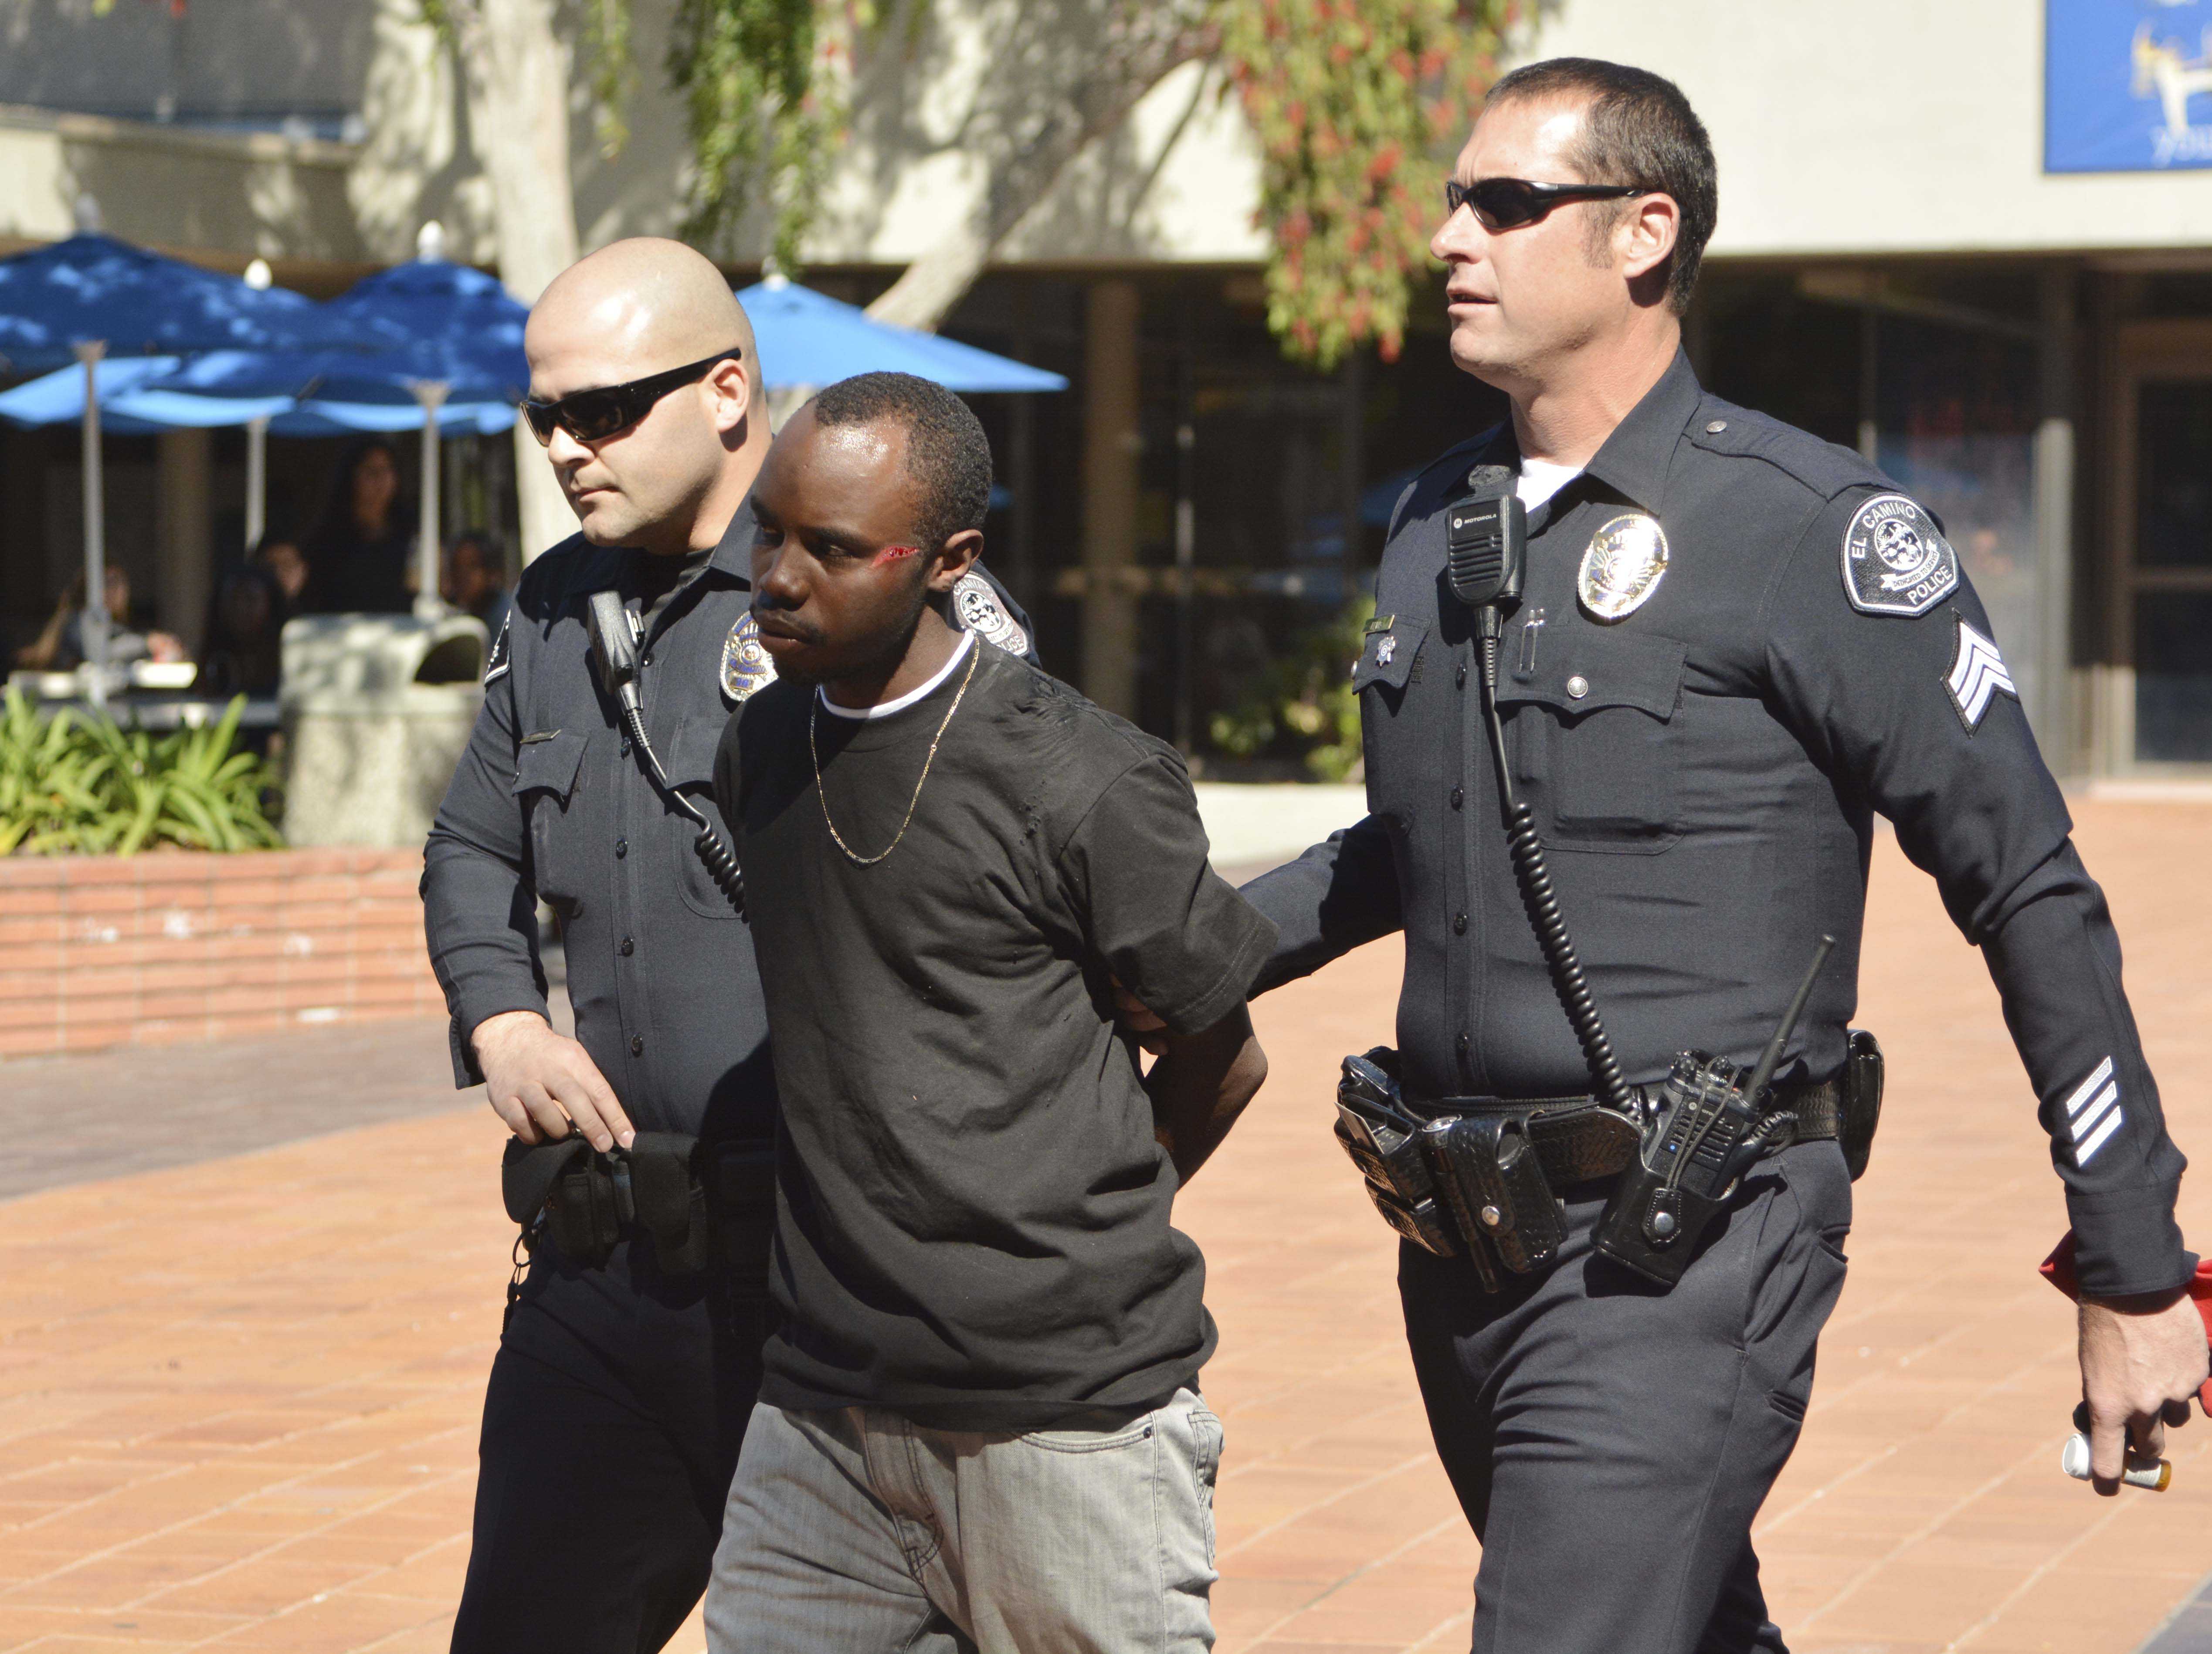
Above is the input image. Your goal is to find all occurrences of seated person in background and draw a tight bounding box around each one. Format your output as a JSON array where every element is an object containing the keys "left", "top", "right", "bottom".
[
  {"left": 303, "top": 437, "right": 415, "bottom": 614},
  {"left": 194, "top": 565, "right": 286, "bottom": 698},
  {"left": 706, "top": 371, "right": 1273, "bottom": 1654},
  {"left": 15, "top": 566, "right": 184, "bottom": 672},
  {"left": 250, "top": 532, "right": 310, "bottom": 617},
  {"left": 441, "top": 528, "right": 513, "bottom": 637}
]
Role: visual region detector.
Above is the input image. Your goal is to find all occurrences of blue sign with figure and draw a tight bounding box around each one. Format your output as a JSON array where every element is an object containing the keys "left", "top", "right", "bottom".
[{"left": 2047, "top": 0, "right": 2212, "bottom": 171}]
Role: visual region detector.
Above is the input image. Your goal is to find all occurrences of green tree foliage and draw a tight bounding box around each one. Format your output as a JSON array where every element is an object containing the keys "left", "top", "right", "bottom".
[
  {"left": 665, "top": 0, "right": 839, "bottom": 271},
  {"left": 0, "top": 691, "right": 283, "bottom": 856},
  {"left": 1209, "top": 597, "right": 1371, "bottom": 781},
  {"left": 586, "top": 0, "right": 1516, "bottom": 365},
  {"left": 1221, "top": 0, "right": 1515, "bottom": 367}
]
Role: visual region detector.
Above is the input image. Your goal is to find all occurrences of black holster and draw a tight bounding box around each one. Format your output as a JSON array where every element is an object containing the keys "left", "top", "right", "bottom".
[
  {"left": 500, "top": 1133, "right": 774, "bottom": 1295},
  {"left": 1841, "top": 1028, "right": 1884, "bottom": 1181},
  {"left": 1333, "top": 1049, "right": 1574, "bottom": 1291}
]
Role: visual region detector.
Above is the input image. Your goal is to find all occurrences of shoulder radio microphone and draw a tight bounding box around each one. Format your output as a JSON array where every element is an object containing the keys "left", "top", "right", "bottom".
[{"left": 1446, "top": 465, "right": 1527, "bottom": 613}]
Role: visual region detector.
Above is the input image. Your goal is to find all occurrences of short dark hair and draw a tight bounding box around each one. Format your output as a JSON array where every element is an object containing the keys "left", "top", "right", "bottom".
[
  {"left": 811, "top": 372, "right": 993, "bottom": 556},
  {"left": 1484, "top": 58, "right": 1717, "bottom": 313}
]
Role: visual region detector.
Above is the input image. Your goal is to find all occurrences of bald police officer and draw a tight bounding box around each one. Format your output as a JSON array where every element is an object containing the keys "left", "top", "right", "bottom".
[
  {"left": 422, "top": 240, "right": 1036, "bottom": 1654},
  {"left": 1237, "top": 60, "right": 2207, "bottom": 1654}
]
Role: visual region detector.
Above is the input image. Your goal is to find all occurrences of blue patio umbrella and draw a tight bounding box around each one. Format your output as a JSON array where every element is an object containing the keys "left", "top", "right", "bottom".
[
  {"left": 0, "top": 232, "right": 373, "bottom": 702},
  {"left": 0, "top": 353, "right": 516, "bottom": 558},
  {"left": 156, "top": 256, "right": 531, "bottom": 617},
  {"left": 735, "top": 276, "right": 1068, "bottom": 394}
]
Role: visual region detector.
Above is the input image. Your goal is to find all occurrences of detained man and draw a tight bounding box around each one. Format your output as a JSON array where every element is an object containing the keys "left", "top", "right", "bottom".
[{"left": 705, "top": 371, "right": 1273, "bottom": 1653}]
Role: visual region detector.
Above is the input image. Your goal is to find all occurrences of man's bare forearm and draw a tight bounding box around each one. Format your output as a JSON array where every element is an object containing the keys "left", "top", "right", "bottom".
[{"left": 1147, "top": 1005, "right": 1268, "bottom": 1184}]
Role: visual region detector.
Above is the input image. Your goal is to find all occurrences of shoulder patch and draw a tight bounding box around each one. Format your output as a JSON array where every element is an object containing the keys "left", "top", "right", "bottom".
[
  {"left": 483, "top": 613, "right": 511, "bottom": 684},
  {"left": 952, "top": 570, "right": 1030, "bottom": 658},
  {"left": 1945, "top": 614, "right": 2017, "bottom": 732},
  {"left": 1842, "top": 494, "right": 1958, "bottom": 617}
]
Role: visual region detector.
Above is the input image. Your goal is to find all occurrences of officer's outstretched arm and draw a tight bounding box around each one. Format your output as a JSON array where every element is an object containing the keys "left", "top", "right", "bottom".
[
  {"left": 1761, "top": 488, "right": 2195, "bottom": 1303},
  {"left": 1238, "top": 816, "right": 1403, "bottom": 996}
]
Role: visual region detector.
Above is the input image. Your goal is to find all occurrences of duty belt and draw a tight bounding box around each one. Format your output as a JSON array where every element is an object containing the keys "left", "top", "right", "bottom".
[
  {"left": 499, "top": 1132, "right": 776, "bottom": 1295},
  {"left": 1332, "top": 1044, "right": 1859, "bottom": 1293},
  {"left": 1421, "top": 1078, "right": 1845, "bottom": 1190}
]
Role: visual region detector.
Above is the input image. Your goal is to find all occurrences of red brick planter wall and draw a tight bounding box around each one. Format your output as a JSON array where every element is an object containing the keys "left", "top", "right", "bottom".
[{"left": 0, "top": 850, "right": 444, "bottom": 1059}]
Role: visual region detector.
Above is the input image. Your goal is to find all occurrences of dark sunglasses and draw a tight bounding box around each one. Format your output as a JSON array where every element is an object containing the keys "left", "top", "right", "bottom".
[
  {"left": 1444, "top": 177, "right": 1652, "bottom": 231},
  {"left": 521, "top": 347, "right": 745, "bottom": 445}
]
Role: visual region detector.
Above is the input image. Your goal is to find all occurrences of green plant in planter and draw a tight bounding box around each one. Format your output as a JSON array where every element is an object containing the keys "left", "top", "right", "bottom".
[
  {"left": 0, "top": 688, "right": 284, "bottom": 856},
  {"left": 1208, "top": 597, "right": 1371, "bottom": 782}
]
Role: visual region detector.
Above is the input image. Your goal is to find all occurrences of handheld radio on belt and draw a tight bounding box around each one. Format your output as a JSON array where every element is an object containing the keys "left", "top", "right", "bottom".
[
  {"left": 1332, "top": 467, "right": 1882, "bottom": 1291},
  {"left": 585, "top": 589, "right": 747, "bottom": 916}
]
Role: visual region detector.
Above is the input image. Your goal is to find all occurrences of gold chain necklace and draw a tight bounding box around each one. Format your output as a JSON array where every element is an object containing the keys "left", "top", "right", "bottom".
[{"left": 808, "top": 640, "right": 982, "bottom": 867}]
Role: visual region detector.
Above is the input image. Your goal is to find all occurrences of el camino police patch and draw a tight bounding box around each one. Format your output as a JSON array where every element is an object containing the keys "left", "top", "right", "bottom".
[
  {"left": 720, "top": 611, "right": 777, "bottom": 704},
  {"left": 1842, "top": 494, "right": 1958, "bottom": 617},
  {"left": 953, "top": 571, "right": 1029, "bottom": 657},
  {"left": 1577, "top": 513, "right": 1669, "bottom": 622}
]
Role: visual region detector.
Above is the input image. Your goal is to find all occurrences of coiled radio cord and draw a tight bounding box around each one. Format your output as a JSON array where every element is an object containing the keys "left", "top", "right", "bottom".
[
  {"left": 612, "top": 700, "right": 747, "bottom": 918},
  {"left": 1476, "top": 615, "right": 1632, "bottom": 1116}
]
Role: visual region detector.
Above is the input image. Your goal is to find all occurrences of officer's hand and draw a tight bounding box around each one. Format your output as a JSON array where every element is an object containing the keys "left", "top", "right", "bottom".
[
  {"left": 1112, "top": 976, "right": 1169, "bottom": 1057},
  {"left": 471, "top": 1010, "right": 634, "bottom": 1152},
  {"left": 2077, "top": 1289, "right": 2209, "bottom": 1493}
]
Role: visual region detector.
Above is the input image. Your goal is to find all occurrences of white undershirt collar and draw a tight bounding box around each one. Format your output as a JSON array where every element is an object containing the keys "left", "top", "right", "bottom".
[
  {"left": 816, "top": 629, "right": 975, "bottom": 720},
  {"left": 1516, "top": 458, "right": 1582, "bottom": 512}
]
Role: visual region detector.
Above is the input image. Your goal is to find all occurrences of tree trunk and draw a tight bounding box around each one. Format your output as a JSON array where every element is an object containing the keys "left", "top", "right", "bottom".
[
  {"left": 863, "top": 1, "right": 1214, "bottom": 334},
  {"left": 444, "top": 0, "right": 582, "bottom": 563}
]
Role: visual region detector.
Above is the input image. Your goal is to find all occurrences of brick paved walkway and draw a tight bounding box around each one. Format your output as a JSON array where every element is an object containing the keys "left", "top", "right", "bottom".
[{"left": 3, "top": 800, "right": 2210, "bottom": 1652}]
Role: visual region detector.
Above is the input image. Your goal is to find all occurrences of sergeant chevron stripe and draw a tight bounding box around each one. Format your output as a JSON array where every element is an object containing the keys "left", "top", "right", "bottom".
[
  {"left": 2062, "top": 1055, "right": 2124, "bottom": 1168},
  {"left": 1945, "top": 616, "right": 2017, "bottom": 732}
]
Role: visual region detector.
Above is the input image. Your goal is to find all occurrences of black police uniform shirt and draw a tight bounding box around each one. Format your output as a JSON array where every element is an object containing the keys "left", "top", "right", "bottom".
[
  {"left": 712, "top": 637, "right": 1276, "bottom": 1430},
  {"left": 1242, "top": 350, "right": 2192, "bottom": 1299}
]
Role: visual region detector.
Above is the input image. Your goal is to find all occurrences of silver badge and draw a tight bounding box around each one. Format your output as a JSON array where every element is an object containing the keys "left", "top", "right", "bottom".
[
  {"left": 1842, "top": 493, "right": 1957, "bottom": 617},
  {"left": 1576, "top": 514, "right": 1669, "bottom": 622},
  {"left": 720, "top": 611, "right": 777, "bottom": 705},
  {"left": 1376, "top": 635, "right": 1397, "bottom": 667},
  {"left": 952, "top": 570, "right": 1029, "bottom": 658}
]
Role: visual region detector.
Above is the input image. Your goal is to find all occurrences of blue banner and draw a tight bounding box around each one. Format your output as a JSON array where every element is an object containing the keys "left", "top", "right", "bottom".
[{"left": 2047, "top": 0, "right": 2212, "bottom": 171}]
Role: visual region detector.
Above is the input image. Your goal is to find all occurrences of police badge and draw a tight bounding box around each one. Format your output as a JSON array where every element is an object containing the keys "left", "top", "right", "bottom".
[
  {"left": 1842, "top": 494, "right": 1957, "bottom": 617},
  {"left": 1576, "top": 514, "right": 1669, "bottom": 622},
  {"left": 720, "top": 612, "right": 777, "bottom": 704},
  {"left": 952, "top": 571, "right": 1029, "bottom": 658}
]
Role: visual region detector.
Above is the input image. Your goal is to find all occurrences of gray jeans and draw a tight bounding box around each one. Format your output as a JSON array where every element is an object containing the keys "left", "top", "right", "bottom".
[{"left": 706, "top": 1388, "right": 1222, "bottom": 1653}]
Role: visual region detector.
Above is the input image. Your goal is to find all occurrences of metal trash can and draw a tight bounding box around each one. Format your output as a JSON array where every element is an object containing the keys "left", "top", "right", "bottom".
[{"left": 279, "top": 613, "right": 489, "bottom": 848}]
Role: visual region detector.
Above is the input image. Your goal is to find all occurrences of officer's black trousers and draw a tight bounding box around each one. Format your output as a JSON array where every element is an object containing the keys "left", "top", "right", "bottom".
[
  {"left": 451, "top": 1243, "right": 770, "bottom": 1654},
  {"left": 1400, "top": 1140, "right": 1852, "bottom": 1654}
]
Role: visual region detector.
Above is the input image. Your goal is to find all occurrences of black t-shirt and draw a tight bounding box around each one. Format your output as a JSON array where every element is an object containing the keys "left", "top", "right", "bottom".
[{"left": 714, "top": 638, "right": 1276, "bottom": 1429}]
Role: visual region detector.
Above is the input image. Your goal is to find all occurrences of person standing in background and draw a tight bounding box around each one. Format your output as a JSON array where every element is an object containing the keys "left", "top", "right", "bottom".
[{"left": 305, "top": 437, "right": 414, "bottom": 614}]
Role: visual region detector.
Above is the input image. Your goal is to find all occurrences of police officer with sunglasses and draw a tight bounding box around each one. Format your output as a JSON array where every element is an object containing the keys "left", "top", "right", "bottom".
[
  {"left": 423, "top": 238, "right": 1038, "bottom": 1654},
  {"left": 1221, "top": 58, "right": 2204, "bottom": 1654}
]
